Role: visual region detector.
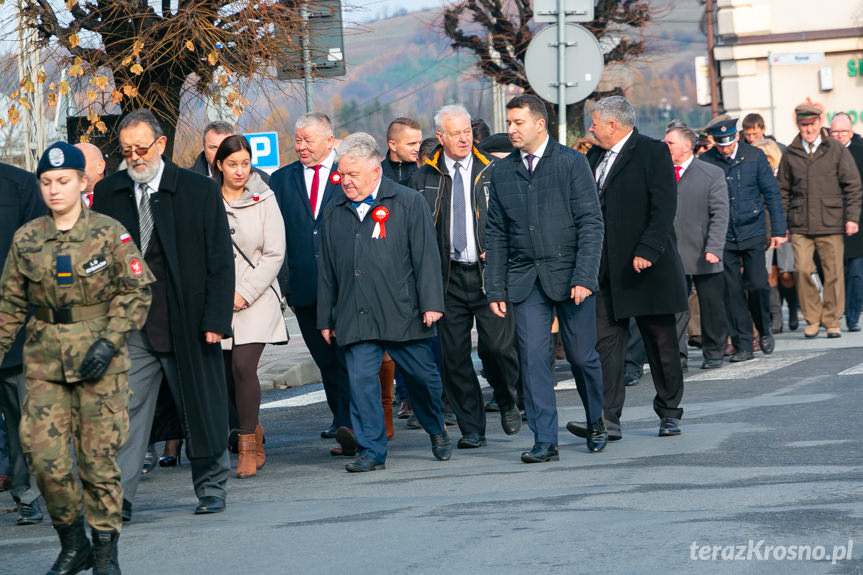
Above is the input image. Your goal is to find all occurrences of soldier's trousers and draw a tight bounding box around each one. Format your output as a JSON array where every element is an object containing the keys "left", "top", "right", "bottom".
[{"left": 20, "top": 374, "right": 129, "bottom": 531}]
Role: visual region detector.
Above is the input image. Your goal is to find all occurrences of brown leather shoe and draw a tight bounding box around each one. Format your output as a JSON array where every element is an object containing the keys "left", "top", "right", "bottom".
[
  {"left": 254, "top": 422, "right": 266, "bottom": 469},
  {"left": 236, "top": 434, "right": 257, "bottom": 478}
]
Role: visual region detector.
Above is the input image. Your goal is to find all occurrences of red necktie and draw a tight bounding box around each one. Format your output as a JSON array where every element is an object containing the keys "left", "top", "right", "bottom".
[
  {"left": 86, "top": 193, "right": 93, "bottom": 207},
  {"left": 674, "top": 165, "right": 682, "bottom": 182},
  {"left": 309, "top": 165, "right": 322, "bottom": 216}
]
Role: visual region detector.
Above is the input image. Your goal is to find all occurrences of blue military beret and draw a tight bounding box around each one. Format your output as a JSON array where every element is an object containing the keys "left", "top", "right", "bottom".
[
  {"left": 705, "top": 118, "right": 738, "bottom": 146},
  {"left": 37, "top": 141, "right": 86, "bottom": 177}
]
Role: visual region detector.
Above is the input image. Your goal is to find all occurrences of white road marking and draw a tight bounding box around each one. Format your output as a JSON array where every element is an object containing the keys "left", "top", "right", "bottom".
[
  {"left": 838, "top": 362, "right": 863, "bottom": 375},
  {"left": 685, "top": 352, "right": 824, "bottom": 381}
]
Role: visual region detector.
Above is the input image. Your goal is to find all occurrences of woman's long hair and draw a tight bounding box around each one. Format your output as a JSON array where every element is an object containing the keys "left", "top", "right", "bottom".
[{"left": 213, "top": 134, "right": 253, "bottom": 188}]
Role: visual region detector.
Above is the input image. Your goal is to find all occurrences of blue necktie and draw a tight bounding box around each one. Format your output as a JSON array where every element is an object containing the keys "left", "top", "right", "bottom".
[
  {"left": 351, "top": 196, "right": 374, "bottom": 209},
  {"left": 452, "top": 162, "right": 467, "bottom": 258}
]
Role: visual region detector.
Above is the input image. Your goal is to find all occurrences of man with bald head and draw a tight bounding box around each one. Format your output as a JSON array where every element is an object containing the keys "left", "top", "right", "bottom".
[{"left": 74, "top": 142, "right": 106, "bottom": 206}]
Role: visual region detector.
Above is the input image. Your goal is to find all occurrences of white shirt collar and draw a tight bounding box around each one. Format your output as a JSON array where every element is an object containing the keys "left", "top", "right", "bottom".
[
  {"left": 677, "top": 154, "right": 695, "bottom": 174},
  {"left": 803, "top": 135, "right": 822, "bottom": 154},
  {"left": 307, "top": 149, "right": 336, "bottom": 172},
  {"left": 134, "top": 159, "right": 165, "bottom": 202},
  {"left": 444, "top": 151, "right": 472, "bottom": 177},
  {"left": 520, "top": 135, "right": 550, "bottom": 168},
  {"left": 609, "top": 129, "right": 633, "bottom": 155}
]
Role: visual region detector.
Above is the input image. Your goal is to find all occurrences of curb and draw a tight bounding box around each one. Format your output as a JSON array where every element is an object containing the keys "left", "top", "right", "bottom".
[{"left": 260, "top": 358, "right": 322, "bottom": 392}]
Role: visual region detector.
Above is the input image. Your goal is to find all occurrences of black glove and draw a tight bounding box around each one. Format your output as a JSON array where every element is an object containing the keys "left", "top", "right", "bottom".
[{"left": 79, "top": 338, "right": 117, "bottom": 381}]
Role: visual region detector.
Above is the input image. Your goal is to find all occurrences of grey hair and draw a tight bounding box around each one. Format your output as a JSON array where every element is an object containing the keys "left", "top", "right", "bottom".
[
  {"left": 832, "top": 112, "right": 853, "bottom": 124},
  {"left": 336, "top": 132, "right": 381, "bottom": 164},
  {"left": 296, "top": 112, "right": 333, "bottom": 136},
  {"left": 202, "top": 120, "right": 234, "bottom": 143},
  {"left": 118, "top": 109, "right": 164, "bottom": 139},
  {"left": 434, "top": 104, "right": 471, "bottom": 133},
  {"left": 666, "top": 119, "right": 688, "bottom": 131},
  {"left": 666, "top": 126, "right": 697, "bottom": 151},
  {"left": 593, "top": 96, "right": 636, "bottom": 129}
]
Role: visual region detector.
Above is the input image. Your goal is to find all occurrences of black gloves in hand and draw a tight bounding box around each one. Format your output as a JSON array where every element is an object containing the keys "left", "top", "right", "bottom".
[{"left": 79, "top": 338, "right": 117, "bottom": 381}]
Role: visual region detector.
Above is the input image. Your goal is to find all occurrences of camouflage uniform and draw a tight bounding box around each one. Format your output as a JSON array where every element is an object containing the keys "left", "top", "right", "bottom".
[{"left": 0, "top": 205, "right": 154, "bottom": 531}]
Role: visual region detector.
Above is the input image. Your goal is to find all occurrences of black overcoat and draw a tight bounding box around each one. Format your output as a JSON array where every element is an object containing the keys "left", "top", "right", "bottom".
[
  {"left": 845, "top": 140, "right": 863, "bottom": 260},
  {"left": 93, "top": 159, "right": 234, "bottom": 458},
  {"left": 0, "top": 163, "right": 45, "bottom": 369},
  {"left": 586, "top": 129, "right": 688, "bottom": 319},
  {"left": 485, "top": 140, "right": 604, "bottom": 304},
  {"left": 317, "top": 177, "right": 443, "bottom": 346}
]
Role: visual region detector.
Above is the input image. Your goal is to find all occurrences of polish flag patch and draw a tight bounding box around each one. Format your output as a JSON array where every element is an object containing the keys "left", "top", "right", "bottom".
[
  {"left": 130, "top": 259, "right": 143, "bottom": 276},
  {"left": 120, "top": 233, "right": 132, "bottom": 243}
]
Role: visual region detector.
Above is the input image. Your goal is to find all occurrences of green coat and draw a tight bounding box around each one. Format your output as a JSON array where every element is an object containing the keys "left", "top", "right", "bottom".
[{"left": 0, "top": 206, "right": 154, "bottom": 383}]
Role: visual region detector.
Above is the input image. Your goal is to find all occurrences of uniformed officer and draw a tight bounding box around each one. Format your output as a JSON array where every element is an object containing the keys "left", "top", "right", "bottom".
[{"left": 0, "top": 142, "right": 154, "bottom": 575}]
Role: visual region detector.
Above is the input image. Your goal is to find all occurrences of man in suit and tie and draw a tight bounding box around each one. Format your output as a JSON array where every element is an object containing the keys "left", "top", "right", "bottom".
[
  {"left": 568, "top": 96, "right": 688, "bottom": 441},
  {"left": 93, "top": 109, "right": 235, "bottom": 517},
  {"left": 270, "top": 112, "right": 351, "bottom": 447},
  {"left": 74, "top": 143, "right": 106, "bottom": 207},
  {"left": 486, "top": 94, "right": 607, "bottom": 463},
  {"left": 664, "top": 124, "right": 730, "bottom": 369},
  {"left": 411, "top": 104, "right": 522, "bottom": 450}
]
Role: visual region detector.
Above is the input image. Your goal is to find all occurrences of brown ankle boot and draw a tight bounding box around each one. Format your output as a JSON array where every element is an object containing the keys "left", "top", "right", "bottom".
[
  {"left": 254, "top": 422, "right": 266, "bottom": 469},
  {"left": 379, "top": 357, "right": 395, "bottom": 439},
  {"left": 236, "top": 434, "right": 257, "bottom": 478}
]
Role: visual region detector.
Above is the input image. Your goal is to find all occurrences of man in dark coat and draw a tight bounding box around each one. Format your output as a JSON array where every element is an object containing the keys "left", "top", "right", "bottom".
[
  {"left": 93, "top": 109, "right": 235, "bottom": 516},
  {"left": 664, "top": 124, "right": 729, "bottom": 369},
  {"left": 270, "top": 112, "right": 351, "bottom": 446},
  {"left": 486, "top": 94, "right": 607, "bottom": 463},
  {"left": 189, "top": 120, "right": 269, "bottom": 183},
  {"left": 0, "top": 162, "right": 45, "bottom": 526},
  {"left": 830, "top": 112, "right": 863, "bottom": 331},
  {"left": 381, "top": 117, "right": 422, "bottom": 185},
  {"left": 571, "top": 96, "right": 688, "bottom": 441},
  {"left": 410, "top": 104, "right": 521, "bottom": 450},
  {"left": 318, "top": 132, "right": 451, "bottom": 472}
]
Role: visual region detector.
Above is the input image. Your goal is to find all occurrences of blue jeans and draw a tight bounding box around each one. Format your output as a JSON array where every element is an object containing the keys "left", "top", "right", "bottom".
[{"left": 845, "top": 258, "right": 863, "bottom": 327}]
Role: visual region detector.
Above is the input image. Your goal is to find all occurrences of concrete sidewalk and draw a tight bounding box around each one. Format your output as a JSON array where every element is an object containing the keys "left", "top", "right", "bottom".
[{"left": 255, "top": 309, "right": 321, "bottom": 391}]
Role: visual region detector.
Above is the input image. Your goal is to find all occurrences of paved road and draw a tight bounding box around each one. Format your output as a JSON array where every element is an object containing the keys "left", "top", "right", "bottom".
[{"left": 2, "top": 330, "right": 863, "bottom": 574}]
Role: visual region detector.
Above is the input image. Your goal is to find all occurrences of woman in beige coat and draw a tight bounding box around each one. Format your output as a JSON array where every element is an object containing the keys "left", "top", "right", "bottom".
[{"left": 214, "top": 135, "right": 288, "bottom": 478}]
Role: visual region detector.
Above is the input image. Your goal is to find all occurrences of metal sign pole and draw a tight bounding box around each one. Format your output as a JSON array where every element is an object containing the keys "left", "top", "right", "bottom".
[
  {"left": 302, "top": 5, "right": 314, "bottom": 113},
  {"left": 768, "top": 52, "right": 775, "bottom": 136},
  {"left": 557, "top": 0, "right": 566, "bottom": 144}
]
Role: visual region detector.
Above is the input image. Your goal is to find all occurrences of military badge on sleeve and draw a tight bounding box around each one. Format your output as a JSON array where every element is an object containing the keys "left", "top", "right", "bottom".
[{"left": 129, "top": 259, "right": 144, "bottom": 276}]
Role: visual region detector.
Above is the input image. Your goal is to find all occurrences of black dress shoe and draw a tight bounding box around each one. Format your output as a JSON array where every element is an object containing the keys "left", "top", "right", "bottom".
[
  {"left": 521, "top": 442, "right": 559, "bottom": 463},
  {"left": 16, "top": 500, "right": 43, "bottom": 525},
  {"left": 680, "top": 357, "right": 688, "bottom": 373},
  {"left": 444, "top": 409, "right": 458, "bottom": 427},
  {"left": 457, "top": 433, "right": 487, "bottom": 449},
  {"left": 701, "top": 358, "right": 723, "bottom": 369},
  {"left": 849, "top": 324, "right": 861, "bottom": 332},
  {"left": 729, "top": 350, "right": 754, "bottom": 362},
  {"left": 430, "top": 432, "right": 452, "bottom": 461},
  {"left": 760, "top": 333, "right": 775, "bottom": 354},
  {"left": 566, "top": 421, "right": 622, "bottom": 441},
  {"left": 658, "top": 417, "right": 681, "bottom": 437},
  {"left": 335, "top": 426, "right": 357, "bottom": 456},
  {"left": 329, "top": 445, "right": 355, "bottom": 456},
  {"left": 624, "top": 374, "right": 640, "bottom": 386},
  {"left": 484, "top": 398, "right": 500, "bottom": 412},
  {"left": 687, "top": 335, "right": 703, "bottom": 348},
  {"left": 346, "top": 454, "right": 385, "bottom": 472},
  {"left": 158, "top": 440, "right": 181, "bottom": 468},
  {"left": 500, "top": 408, "right": 522, "bottom": 435},
  {"left": 194, "top": 496, "right": 225, "bottom": 514},
  {"left": 121, "top": 499, "right": 132, "bottom": 522},
  {"left": 585, "top": 420, "right": 608, "bottom": 453},
  {"left": 321, "top": 425, "right": 338, "bottom": 439}
]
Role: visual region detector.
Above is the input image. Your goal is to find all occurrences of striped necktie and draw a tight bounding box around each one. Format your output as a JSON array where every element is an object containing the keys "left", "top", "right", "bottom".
[{"left": 138, "top": 184, "right": 154, "bottom": 255}]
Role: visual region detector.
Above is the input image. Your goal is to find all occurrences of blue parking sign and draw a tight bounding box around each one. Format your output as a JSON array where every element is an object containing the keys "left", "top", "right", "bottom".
[{"left": 244, "top": 132, "right": 279, "bottom": 169}]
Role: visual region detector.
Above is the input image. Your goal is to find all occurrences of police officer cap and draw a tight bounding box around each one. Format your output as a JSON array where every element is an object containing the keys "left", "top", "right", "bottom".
[
  {"left": 795, "top": 104, "right": 822, "bottom": 124},
  {"left": 37, "top": 141, "right": 86, "bottom": 177},
  {"left": 706, "top": 118, "right": 738, "bottom": 146}
]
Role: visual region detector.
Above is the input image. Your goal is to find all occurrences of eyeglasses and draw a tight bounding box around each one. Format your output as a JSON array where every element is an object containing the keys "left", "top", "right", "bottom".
[
  {"left": 829, "top": 129, "right": 850, "bottom": 136},
  {"left": 120, "top": 137, "right": 160, "bottom": 159}
]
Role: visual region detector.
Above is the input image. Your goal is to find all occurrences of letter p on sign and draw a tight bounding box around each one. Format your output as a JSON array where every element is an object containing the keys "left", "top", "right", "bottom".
[{"left": 244, "top": 132, "right": 279, "bottom": 170}]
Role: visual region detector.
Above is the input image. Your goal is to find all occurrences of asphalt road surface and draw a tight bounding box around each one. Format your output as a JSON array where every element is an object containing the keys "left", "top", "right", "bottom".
[{"left": 2, "top": 330, "right": 863, "bottom": 574}]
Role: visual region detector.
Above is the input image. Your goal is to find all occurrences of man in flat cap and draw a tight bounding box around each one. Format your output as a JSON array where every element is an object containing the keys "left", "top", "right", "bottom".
[
  {"left": 777, "top": 104, "right": 863, "bottom": 338},
  {"left": 700, "top": 116, "right": 787, "bottom": 361}
]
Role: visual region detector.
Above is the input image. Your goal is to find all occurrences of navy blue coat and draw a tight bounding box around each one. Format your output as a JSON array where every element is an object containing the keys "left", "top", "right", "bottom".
[
  {"left": 485, "top": 139, "right": 604, "bottom": 304},
  {"left": 271, "top": 160, "right": 344, "bottom": 307},
  {"left": 700, "top": 141, "right": 786, "bottom": 243},
  {"left": 586, "top": 129, "right": 688, "bottom": 319},
  {"left": 0, "top": 163, "right": 45, "bottom": 370},
  {"left": 317, "top": 177, "right": 443, "bottom": 346}
]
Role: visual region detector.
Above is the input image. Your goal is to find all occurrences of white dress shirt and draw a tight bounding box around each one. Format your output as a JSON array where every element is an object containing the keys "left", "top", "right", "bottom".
[
  {"left": 802, "top": 135, "right": 822, "bottom": 156},
  {"left": 303, "top": 149, "right": 336, "bottom": 219},
  {"left": 134, "top": 159, "right": 165, "bottom": 203},
  {"left": 675, "top": 154, "right": 695, "bottom": 178},
  {"left": 520, "top": 135, "right": 550, "bottom": 174},
  {"left": 355, "top": 181, "right": 381, "bottom": 222},
  {"left": 444, "top": 152, "right": 478, "bottom": 263},
  {"left": 596, "top": 129, "right": 634, "bottom": 185}
]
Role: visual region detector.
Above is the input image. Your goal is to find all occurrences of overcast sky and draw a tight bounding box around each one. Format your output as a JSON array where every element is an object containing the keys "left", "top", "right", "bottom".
[{"left": 348, "top": 0, "right": 449, "bottom": 22}]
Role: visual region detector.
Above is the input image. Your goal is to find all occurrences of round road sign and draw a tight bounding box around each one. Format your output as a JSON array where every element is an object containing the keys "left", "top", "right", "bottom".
[{"left": 524, "top": 23, "right": 604, "bottom": 106}]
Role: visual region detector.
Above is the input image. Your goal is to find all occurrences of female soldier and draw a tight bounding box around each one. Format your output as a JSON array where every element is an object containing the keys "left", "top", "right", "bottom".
[
  {"left": 213, "top": 135, "right": 286, "bottom": 478},
  {"left": 0, "top": 142, "right": 153, "bottom": 575}
]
